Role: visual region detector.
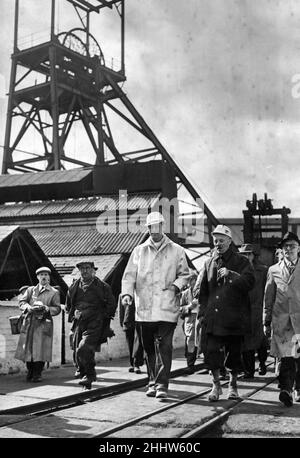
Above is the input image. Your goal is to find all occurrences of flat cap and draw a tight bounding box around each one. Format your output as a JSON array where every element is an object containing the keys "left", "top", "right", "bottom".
[
  {"left": 76, "top": 261, "right": 98, "bottom": 270},
  {"left": 36, "top": 266, "right": 51, "bottom": 275}
]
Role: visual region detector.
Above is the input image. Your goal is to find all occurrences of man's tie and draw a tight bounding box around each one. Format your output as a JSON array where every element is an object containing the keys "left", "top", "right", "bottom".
[{"left": 288, "top": 264, "right": 295, "bottom": 276}]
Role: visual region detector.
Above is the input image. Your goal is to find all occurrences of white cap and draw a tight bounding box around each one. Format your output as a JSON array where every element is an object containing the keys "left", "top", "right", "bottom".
[
  {"left": 145, "top": 212, "right": 165, "bottom": 226},
  {"left": 36, "top": 266, "right": 51, "bottom": 275},
  {"left": 211, "top": 224, "right": 232, "bottom": 239}
]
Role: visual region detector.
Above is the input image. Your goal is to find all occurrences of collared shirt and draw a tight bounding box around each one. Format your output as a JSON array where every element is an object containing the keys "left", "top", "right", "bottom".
[
  {"left": 79, "top": 277, "right": 95, "bottom": 292},
  {"left": 149, "top": 234, "right": 165, "bottom": 251},
  {"left": 38, "top": 283, "right": 51, "bottom": 294},
  {"left": 283, "top": 257, "right": 298, "bottom": 277}
]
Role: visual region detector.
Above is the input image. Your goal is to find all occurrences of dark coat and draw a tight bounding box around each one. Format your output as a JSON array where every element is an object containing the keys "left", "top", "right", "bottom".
[
  {"left": 243, "top": 260, "right": 268, "bottom": 350},
  {"left": 196, "top": 246, "right": 255, "bottom": 336},
  {"left": 66, "top": 276, "right": 117, "bottom": 348},
  {"left": 66, "top": 277, "right": 116, "bottom": 322}
]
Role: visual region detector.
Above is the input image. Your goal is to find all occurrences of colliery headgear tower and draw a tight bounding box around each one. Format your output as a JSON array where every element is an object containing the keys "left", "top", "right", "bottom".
[
  {"left": 2, "top": 0, "right": 220, "bottom": 256},
  {"left": 2, "top": 0, "right": 126, "bottom": 172}
]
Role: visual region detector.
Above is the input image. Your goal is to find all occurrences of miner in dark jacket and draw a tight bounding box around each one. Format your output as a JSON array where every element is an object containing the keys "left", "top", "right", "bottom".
[
  {"left": 196, "top": 225, "right": 255, "bottom": 401},
  {"left": 66, "top": 261, "right": 116, "bottom": 389},
  {"left": 239, "top": 244, "right": 268, "bottom": 378}
]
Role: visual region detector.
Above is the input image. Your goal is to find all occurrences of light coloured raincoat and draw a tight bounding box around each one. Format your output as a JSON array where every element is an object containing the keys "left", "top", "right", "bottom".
[
  {"left": 15, "top": 284, "right": 61, "bottom": 362},
  {"left": 122, "top": 235, "right": 189, "bottom": 322},
  {"left": 263, "top": 259, "right": 300, "bottom": 358}
]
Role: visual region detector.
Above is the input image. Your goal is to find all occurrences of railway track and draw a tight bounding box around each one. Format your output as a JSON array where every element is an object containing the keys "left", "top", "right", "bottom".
[{"left": 0, "top": 362, "right": 276, "bottom": 438}]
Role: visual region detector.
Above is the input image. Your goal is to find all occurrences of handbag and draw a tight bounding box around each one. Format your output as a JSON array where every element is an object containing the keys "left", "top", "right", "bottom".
[{"left": 8, "top": 314, "right": 23, "bottom": 335}]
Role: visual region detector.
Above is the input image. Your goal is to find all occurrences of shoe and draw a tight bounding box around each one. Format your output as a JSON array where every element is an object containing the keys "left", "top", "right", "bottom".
[
  {"left": 146, "top": 386, "right": 156, "bottom": 397},
  {"left": 32, "top": 375, "right": 43, "bottom": 383},
  {"left": 128, "top": 367, "right": 134, "bottom": 373},
  {"left": 279, "top": 390, "right": 293, "bottom": 407},
  {"left": 258, "top": 364, "right": 267, "bottom": 376},
  {"left": 134, "top": 367, "right": 141, "bottom": 374},
  {"left": 74, "top": 370, "right": 84, "bottom": 379},
  {"left": 208, "top": 382, "right": 222, "bottom": 402},
  {"left": 156, "top": 389, "right": 168, "bottom": 399},
  {"left": 78, "top": 375, "right": 93, "bottom": 390},
  {"left": 227, "top": 385, "right": 240, "bottom": 400},
  {"left": 294, "top": 390, "right": 300, "bottom": 402}
]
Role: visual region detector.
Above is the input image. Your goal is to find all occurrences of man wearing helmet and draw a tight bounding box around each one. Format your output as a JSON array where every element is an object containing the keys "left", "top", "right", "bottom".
[
  {"left": 121, "top": 211, "right": 189, "bottom": 399},
  {"left": 196, "top": 225, "right": 255, "bottom": 402}
]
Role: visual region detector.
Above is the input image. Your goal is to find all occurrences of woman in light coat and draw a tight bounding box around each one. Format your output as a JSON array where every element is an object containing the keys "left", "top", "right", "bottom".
[
  {"left": 264, "top": 232, "right": 300, "bottom": 407},
  {"left": 15, "top": 267, "right": 61, "bottom": 382}
]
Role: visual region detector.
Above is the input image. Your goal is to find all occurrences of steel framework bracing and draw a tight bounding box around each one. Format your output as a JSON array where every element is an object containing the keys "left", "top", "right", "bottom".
[{"left": 2, "top": 0, "right": 219, "bottom": 254}]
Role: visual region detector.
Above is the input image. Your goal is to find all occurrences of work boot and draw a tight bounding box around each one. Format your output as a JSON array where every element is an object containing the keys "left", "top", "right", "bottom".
[
  {"left": 79, "top": 375, "right": 93, "bottom": 390},
  {"left": 227, "top": 384, "right": 240, "bottom": 400},
  {"left": 74, "top": 369, "right": 84, "bottom": 379},
  {"left": 156, "top": 389, "right": 168, "bottom": 399},
  {"left": 279, "top": 390, "right": 293, "bottom": 407},
  {"left": 145, "top": 386, "right": 156, "bottom": 397},
  {"left": 208, "top": 381, "right": 222, "bottom": 402},
  {"left": 294, "top": 390, "right": 300, "bottom": 402},
  {"left": 258, "top": 363, "right": 267, "bottom": 376},
  {"left": 227, "top": 373, "right": 240, "bottom": 399}
]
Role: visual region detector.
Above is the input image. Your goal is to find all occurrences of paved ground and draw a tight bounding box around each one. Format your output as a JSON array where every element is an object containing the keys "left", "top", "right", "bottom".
[
  {"left": 0, "top": 348, "right": 192, "bottom": 413},
  {"left": 0, "top": 354, "right": 298, "bottom": 440}
]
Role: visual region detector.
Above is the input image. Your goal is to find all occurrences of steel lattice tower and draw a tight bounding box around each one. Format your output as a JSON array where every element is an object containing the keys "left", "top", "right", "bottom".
[{"left": 2, "top": 0, "right": 219, "bottom": 255}]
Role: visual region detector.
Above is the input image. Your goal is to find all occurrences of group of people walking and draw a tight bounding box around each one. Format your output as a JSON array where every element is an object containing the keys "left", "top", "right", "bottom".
[{"left": 14, "top": 212, "right": 300, "bottom": 408}]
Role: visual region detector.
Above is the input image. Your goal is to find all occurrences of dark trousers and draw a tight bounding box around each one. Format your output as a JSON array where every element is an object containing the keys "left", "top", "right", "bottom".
[
  {"left": 125, "top": 325, "right": 144, "bottom": 368},
  {"left": 279, "top": 357, "right": 300, "bottom": 392},
  {"left": 185, "top": 346, "right": 197, "bottom": 368},
  {"left": 73, "top": 321, "right": 103, "bottom": 377},
  {"left": 205, "top": 334, "right": 243, "bottom": 373},
  {"left": 138, "top": 321, "right": 176, "bottom": 390},
  {"left": 26, "top": 361, "right": 44, "bottom": 377},
  {"left": 242, "top": 344, "right": 268, "bottom": 376}
]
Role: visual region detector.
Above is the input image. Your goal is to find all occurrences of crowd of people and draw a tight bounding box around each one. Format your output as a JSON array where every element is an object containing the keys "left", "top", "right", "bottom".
[{"left": 13, "top": 212, "right": 300, "bottom": 408}]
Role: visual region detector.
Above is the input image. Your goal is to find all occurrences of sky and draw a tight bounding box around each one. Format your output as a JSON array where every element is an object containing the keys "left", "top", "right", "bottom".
[{"left": 1, "top": 0, "right": 300, "bottom": 219}]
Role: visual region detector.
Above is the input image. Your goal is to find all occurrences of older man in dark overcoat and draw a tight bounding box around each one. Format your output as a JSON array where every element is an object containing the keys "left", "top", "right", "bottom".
[
  {"left": 196, "top": 225, "right": 255, "bottom": 401},
  {"left": 66, "top": 261, "right": 116, "bottom": 389}
]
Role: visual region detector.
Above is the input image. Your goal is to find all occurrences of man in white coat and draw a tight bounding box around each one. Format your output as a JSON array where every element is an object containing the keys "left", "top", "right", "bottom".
[
  {"left": 264, "top": 232, "right": 300, "bottom": 407},
  {"left": 121, "top": 211, "right": 189, "bottom": 398}
]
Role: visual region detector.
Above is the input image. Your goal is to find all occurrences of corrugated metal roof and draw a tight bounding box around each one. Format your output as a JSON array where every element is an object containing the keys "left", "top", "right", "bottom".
[
  {"left": 0, "top": 225, "right": 19, "bottom": 242},
  {"left": 0, "top": 168, "right": 92, "bottom": 188},
  {"left": 50, "top": 254, "right": 123, "bottom": 286},
  {"left": 29, "top": 227, "right": 147, "bottom": 256},
  {"left": 0, "top": 192, "right": 161, "bottom": 219},
  {"left": 0, "top": 203, "right": 27, "bottom": 218},
  {"left": 17, "top": 202, "right": 46, "bottom": 217},
  {"left": 38, "top": 201, "right": 70, "bottom": 215}
]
